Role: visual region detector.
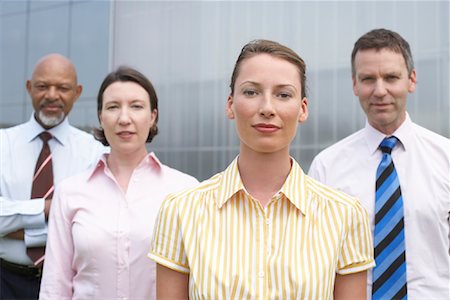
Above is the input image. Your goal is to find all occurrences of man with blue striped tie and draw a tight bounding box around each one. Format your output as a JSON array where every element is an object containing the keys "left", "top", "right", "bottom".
[{"left": 309, "top": 28, "right": 450, "bottom": 299}]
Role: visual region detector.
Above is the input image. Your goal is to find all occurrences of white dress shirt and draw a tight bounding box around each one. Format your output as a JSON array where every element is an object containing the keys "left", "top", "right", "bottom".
[
  {"left": 39, "top": 152, "right": 198, "bottom": 300},
  {"left": 0, "top": 115, "right": 106, "bottom": 265},
  {"left": 308, "top": 114, "right": 450, "bottom": 299}
]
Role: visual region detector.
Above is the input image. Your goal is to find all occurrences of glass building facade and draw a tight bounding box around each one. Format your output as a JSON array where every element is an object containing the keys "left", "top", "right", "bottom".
[
  {"left": 0, "top": 0, "right": 110, "bottom": 129},
  {"left": 1, "top": 0, "right": 449, "bottom": 180}
]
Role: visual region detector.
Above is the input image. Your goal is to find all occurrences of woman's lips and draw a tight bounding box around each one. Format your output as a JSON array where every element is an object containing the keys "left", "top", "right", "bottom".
[
  {"left": 253, "top": 123, "right": 280, "bottom": 133},
  {"left": 117, "top": 131, "right": 135, "bottom": 138}
]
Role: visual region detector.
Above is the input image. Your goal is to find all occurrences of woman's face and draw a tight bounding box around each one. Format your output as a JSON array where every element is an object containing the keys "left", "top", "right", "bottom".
[
  {"left": 226, "top": 53, "right": 308, "bottom": 155},
  {"left": 100, "top": 81, "right": 157, "bottom": 156}
]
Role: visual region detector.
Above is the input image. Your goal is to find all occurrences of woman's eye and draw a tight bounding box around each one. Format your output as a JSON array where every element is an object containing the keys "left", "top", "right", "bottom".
[
  {"left": 106, "top": 105, "right": 118, "bottom": 110},
  {"left": 243, "top": 90, "right": 257, "bottom": 96},
  {"left": 278, "top": 92, "right": 292, "bottom": 99}
]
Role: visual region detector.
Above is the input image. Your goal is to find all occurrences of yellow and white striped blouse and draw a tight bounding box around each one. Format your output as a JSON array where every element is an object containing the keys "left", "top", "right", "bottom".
[{"left": 149, "top": 157, "right": 374, "bottom": 299}]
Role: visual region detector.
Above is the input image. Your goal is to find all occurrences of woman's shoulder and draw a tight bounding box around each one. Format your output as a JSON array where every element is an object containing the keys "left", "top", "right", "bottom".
[
  {"left": 57, "top": 167, "right": 94, "bottom": 191},
  {"left": 159, "top": 171, "right": 224, "bottom": 209},
  {"left": 159, "top": 163, "right": 199, "bottom": 185}
]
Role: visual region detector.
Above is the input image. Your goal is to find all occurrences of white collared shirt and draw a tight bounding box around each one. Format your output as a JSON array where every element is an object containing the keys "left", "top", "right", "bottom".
[
  {"left": 0, "top": 115, "right": 107, "bottom": 265},
  {"left": 309, "top": 114, "right": 450, "bottom": 299}
]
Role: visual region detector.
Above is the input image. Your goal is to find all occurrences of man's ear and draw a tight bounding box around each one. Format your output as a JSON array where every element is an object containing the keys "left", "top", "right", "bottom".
[
  {"left": 226, "top": 95, "right": 235, "bottom": 119},
  {"left": 352, "top": 76, "right": 359, "bottom": 96},
  {"left": 408, "top": 69, "right": 417, "bottom": 93},
  {"left": 26, "top": 80, "right": 32, "bottom": 94},
  {"left": 73, "top": 84, "right": 83, "bottom": 102}
]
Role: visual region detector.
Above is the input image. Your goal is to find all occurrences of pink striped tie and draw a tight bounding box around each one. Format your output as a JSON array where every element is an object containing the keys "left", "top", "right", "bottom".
[{"left": 27, "top": 131, "right": 53, "bottom": 266}]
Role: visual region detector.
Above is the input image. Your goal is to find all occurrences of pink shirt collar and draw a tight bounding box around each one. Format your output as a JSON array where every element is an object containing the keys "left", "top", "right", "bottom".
[{"left": 87, "top": 152, "right": 162, "bottom": 181}]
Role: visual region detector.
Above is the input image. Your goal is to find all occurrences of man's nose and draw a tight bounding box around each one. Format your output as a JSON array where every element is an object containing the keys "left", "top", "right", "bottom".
[
  {"left": 45, "top": 86, "right": 59, "bottom": 100},
  {"left": 373, "top": 80, "right": 388, "bottom": 97}
]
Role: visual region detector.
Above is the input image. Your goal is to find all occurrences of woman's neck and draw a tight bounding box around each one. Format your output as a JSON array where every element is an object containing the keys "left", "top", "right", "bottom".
[
  {"left": 107, "top": 148, "right": 148, "bottom": 193},
  {"left": 237, "top": 148, "right": 292, "bottom": 208}
]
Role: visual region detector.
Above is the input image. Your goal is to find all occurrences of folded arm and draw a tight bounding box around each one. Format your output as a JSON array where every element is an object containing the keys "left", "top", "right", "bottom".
[{"left": 0, "top": 196, "right": 47, "bottom": 246}]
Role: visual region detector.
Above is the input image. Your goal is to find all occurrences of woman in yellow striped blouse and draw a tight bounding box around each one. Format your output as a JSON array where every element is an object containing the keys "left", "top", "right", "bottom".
[{"left": 149, "top": 39, "right": 375, "bottom": 299}]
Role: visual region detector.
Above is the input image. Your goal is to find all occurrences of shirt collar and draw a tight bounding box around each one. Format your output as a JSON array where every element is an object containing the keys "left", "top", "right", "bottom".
[
  {"left": 364, "top": 112, "right": 412, "bottom": 155},
  {"left": 25, "top": 113, "right": 71, "bottom": 146},
  {"left": 279, "top": 158, "right": 307, "bottom": 215},
  {"left": 216, "top": 156, "right": 307, "bottom": 215},
  {"left": 87, "top": 151, "right": 162, "bottom": 180},
  {"left": 216, "top": 157, "right": 244, "bottom": 208}
]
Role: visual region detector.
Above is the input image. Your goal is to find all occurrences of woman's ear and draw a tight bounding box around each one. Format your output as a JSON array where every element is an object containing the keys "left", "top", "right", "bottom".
[
  {"left": 98, "top": 112, "right": 104, "bottom": 128},
  {"left": 298, "top": 97, "right": 309, "bottom": 123},
  {"left": 226, "top": 95, "right": 235, "bottom": 119},
  {"left": 150, "top": 108, "right": 158, "bottom": 125}
]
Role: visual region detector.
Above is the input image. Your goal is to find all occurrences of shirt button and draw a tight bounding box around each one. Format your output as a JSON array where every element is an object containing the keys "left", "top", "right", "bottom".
[
  {"left": 258, "top": 271, "right": 265, "bottom": 278},
  {"left": 266, "top": 219, "right": 271, "bottom": 225}
]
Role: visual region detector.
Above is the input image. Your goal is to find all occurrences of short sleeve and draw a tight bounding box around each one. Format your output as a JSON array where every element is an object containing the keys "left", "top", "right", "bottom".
[
  {"left": 337, "top": 199, "right": 375, "bottom": 274},
  {"left": 148, "top": 194, "right": 189, "bottom": 274}
]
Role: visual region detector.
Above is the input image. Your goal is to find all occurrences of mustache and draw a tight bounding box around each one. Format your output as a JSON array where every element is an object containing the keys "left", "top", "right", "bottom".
[{"left": 39, "top": 99, "right": 65, "bottom": 109}]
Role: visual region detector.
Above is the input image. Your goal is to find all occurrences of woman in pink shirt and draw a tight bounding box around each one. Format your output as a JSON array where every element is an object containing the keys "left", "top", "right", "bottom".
[{"left": 39, "top": 67, "right": 198, "bottom": 299}]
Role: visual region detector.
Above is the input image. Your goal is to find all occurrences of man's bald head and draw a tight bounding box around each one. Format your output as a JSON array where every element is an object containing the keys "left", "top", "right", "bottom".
[
  {"left": 32, "top": 54, "right": 78, "bottom": 81},
  {"left": 27, "top": 54, "right": 82, "bottom": 129}
]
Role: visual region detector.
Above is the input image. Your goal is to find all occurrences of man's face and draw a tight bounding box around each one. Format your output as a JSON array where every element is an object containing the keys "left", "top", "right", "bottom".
[
  {"left": 27, "top": 57, "right": 82, "bottom": 128},
  {"left": 352, "top": 49, "right": 416, "bottom": 135}
]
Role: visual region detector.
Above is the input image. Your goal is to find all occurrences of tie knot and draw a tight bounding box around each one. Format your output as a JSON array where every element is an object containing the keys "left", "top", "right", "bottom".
[
  {"left": 379, "top": 136, "right": 398, "bottom": 154},
  {"left": 39, "top": 131, "right": 52, "bottom": 143}
]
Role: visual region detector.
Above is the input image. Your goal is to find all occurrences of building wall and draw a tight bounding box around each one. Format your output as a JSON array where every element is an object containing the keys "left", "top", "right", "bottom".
[
  {"left": 112, "top": 1, "right": 450, "bottom": 180},
  {"left": 1, "top": 1, "right": 449, "bottom": 180},
  {"left": 0, "top": 0, "right": 110, "bottom": 129}
]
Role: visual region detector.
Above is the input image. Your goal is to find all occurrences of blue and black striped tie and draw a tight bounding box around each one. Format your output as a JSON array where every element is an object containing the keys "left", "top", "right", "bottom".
[{"left": 372, "top": 136, "right": 407, "bottom": 300}]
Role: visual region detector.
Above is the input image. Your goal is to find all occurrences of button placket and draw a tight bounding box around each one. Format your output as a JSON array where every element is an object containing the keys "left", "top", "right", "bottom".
[{"left": 117, "top": 199, "right": 130, "bottom": 298}]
